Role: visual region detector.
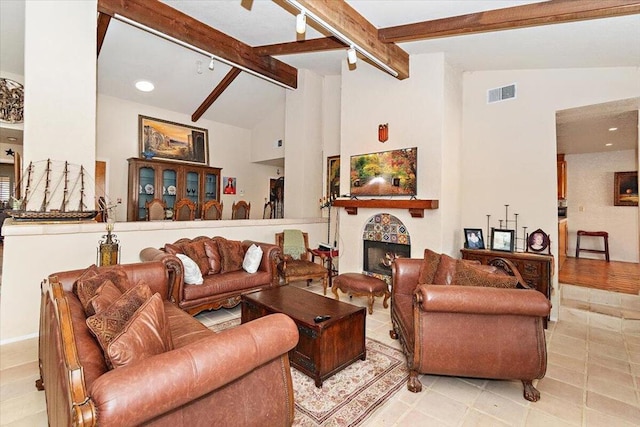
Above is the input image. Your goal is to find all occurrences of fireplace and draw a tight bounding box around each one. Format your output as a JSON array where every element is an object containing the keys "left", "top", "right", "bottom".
[
  {"left": 362, "top": 213, "right": 411, "bottom": 280},
  {"left": 363, "top": 240, "right": 411, "bottom": 276}
]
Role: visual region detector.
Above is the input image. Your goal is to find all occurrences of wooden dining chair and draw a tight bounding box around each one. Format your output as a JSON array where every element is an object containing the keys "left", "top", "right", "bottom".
[
  {"left": 263, "top": 201, "right": 274, "bottom": 219},
  {"left": 231, "top": 200, "right": 251, "bottom": 219},
  {"left": 173, "top": 198, "right": 196, "bottom": 221},
  {"left": 145, "top": 198, "right": 167, "bottom": 221},
  {"left": 201, "top": 200, "right": 223, "bottom": 220}
]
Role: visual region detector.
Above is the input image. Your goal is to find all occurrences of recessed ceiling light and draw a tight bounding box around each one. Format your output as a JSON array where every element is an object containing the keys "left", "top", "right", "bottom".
[
  {"left": 608, "top": 127, "right": 618, "bottom": 131},
  {"left": 135, "top": 80, "right": 155, "bottom": 92},
  {"left": 605, "top": 143, "right": 613, "bottom": 146}
]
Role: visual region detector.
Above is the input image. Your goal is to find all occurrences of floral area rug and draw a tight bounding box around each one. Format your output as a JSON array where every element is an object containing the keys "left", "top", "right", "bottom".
[{"left": 208, "top": 318, "right": 408, "bottom": 426}]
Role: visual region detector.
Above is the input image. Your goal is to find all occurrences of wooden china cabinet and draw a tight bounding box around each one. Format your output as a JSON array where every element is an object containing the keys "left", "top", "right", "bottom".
[{"left": 127, "top": 158, "right": 221, "bottom": 221}]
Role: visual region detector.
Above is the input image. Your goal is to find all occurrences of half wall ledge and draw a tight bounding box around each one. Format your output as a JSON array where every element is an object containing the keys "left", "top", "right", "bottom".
[{"left": 332, "top": 199, "right": 439, "bottom": 218}]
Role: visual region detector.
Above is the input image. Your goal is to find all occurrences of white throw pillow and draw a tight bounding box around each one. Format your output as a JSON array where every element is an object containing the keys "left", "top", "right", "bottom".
[
  {"left": 175, "top": 253, "right": 204, "bottom": 285},
  {"left": 242, "top": 244, "right": 263, "bottom": 274}
]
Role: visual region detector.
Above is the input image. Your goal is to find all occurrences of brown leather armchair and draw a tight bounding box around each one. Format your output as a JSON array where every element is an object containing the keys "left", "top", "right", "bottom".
[{"left": 390, "top": 251, "right": 551, "bottom": 402}]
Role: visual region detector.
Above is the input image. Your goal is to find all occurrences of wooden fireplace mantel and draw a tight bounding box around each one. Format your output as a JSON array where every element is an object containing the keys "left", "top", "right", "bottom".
[{"left": 332, "top": 199, "right": 439, "bottom": 218}]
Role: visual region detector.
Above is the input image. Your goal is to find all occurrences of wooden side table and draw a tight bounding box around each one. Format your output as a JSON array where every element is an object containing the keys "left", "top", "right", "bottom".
[{"left": 311, "top": 249, "right": 339, "bottom": 287}]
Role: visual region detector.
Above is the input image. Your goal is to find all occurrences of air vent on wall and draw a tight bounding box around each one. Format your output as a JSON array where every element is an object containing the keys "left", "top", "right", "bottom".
[{"left": 487, "top": 84, "right": 516, "bottom": 103}]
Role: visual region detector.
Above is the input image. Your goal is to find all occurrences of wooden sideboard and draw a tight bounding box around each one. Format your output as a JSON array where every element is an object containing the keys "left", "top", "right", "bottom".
[{"left": 460, "top": 249, "right": 553, "bottom": 303}]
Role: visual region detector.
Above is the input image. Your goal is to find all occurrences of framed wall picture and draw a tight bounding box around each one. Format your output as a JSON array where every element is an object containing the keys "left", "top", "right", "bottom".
[
  {"left": 223, "top": 177, "right": 236, "bottom": 195},
  {"left": 139, "top": 115, "right": 209, "bottom": 164},
  {"left": 491, "top": 229, "right": 515, "bottom": 252},
  {"left": 614, "top": 171, "right": 638, "bottom": 206},
  {"left": 527, "top": 228, "right": 550, "bottom": 253},
  {"left": 464, "top": 228, "right": 485, "bottom": 249},
  {"left": 327, "top": 155, "right": 340, "bottom": 200}
]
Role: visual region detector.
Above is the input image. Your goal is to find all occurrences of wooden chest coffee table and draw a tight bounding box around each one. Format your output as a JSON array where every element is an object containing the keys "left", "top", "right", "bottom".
[{"left": 241, "top": 285, "right": 366, "bottom": 387}]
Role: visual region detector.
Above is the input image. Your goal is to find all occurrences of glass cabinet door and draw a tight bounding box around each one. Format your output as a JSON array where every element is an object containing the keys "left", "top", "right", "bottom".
[
  {"left": 138, "top": 166, "right": 156, "bottom": 220},
  {"left": 162, "top": 168, "right": 178, "bottom": 210},
  {"left": 186, "top": 171, "right": 199, "bottom": 205},
  {"left": 204, "top": 173, "right": 218, "bottom": 201}
]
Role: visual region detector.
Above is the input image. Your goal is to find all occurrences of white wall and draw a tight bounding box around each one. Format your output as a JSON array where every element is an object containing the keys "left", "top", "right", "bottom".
[
  {"left": 461, "top": 67, "right": 640, "bottom": 321},
  {"left": 97, "top": 94, "right": 279, "bottom": 220},
  {"left": 251, "top": 97, "right": 285, "bottom": 163},
  {"left": 337, "top": 54, "right": 454, "bottom": 275},
  {"left": 566, "top": 149, "right": 639, "bottom": 262},
  {"left": 23, "top": 1, "right": 96, "bottom": 177},
  {"left": 284, "top": 69, "right": 324, "bottom": 218}
]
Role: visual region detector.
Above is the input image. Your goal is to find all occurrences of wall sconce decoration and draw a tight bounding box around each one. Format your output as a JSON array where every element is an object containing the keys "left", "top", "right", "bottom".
[
  {"left": 97, "top": 222, "right": 120, "bottom": 266},
  {"left": 378, "top": 123, "right": 389, "bottom": 142}
]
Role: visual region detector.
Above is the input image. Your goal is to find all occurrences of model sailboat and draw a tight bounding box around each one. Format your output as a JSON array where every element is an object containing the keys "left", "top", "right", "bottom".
[{"left": 8, "top": 159, "right": 99, "bottom": 221}]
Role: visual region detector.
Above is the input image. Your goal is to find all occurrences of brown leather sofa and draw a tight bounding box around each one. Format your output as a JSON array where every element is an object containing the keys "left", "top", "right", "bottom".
[
  {"left": 140, "top": 236, "right": 281, "bottom": 315},
  {"left": 37, "top": 260, "right": 298, "bottom": 426},
  {"left": 390, "top": 250, "right": 551, "bottom": 402}
]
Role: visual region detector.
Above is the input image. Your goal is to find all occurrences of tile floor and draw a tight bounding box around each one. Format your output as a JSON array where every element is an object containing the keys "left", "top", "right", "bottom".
[{"left": 1, "top": 280, "right": 639, "bottom": 426}]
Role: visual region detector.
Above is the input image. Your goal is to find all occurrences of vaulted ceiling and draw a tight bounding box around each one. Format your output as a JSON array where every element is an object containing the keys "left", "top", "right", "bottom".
[{"left": 1, "top": 0, "right": 639, "bottom": 152}]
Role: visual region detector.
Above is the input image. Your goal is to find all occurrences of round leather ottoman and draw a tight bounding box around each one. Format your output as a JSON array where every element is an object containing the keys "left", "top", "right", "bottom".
[{"left": 332, "top": 273, "right": 390, "bottom": 315}]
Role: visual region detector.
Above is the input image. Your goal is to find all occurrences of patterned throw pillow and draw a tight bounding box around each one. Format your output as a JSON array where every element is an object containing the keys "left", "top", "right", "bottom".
[
  {"left": 181, "top": 240, "right": 211, "bottom": 276},
  {"left": 75, "top": 265, "right": 130, "bottom": 316},
  {"left": 454, "top": 262, "right": 518, "bottom": 288},
  {"left": 216, "top": 237, "right": 245, "bottom": 273},
  {"left": 86, "top": 280, "right": 123, "bottom": 315},
  {"left": 417, "top": 249, "right": 441, "bottom": 285},
  {"left": 106, "top": 293, "right": 173, "bottom": 369},
  {"left": 86, "top": 281, "right": 153, "bottom": 368}
]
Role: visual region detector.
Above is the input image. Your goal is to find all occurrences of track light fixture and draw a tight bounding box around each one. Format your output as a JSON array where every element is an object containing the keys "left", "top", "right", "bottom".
[
  {"left": 208, "top": 56, "right": 215, "bottom": 71},
  {"left": 284, "top": 0, "right": 398, "bottom": 77},
  {"left": 347, "top": 45, "right": 357, "bottom": 65},
  {"left": 296, "top": 11, "right": 306, "bottom": 34}
]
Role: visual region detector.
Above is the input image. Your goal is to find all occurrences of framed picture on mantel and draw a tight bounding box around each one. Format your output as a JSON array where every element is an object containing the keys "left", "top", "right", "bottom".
[{"left": 491, "top": 229, "right": 515, "bottom": 252}]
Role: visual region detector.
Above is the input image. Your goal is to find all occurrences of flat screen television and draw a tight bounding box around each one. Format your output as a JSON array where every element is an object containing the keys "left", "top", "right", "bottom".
[{"left": 350, "top": 147, "right": 417, "bottom": 197}]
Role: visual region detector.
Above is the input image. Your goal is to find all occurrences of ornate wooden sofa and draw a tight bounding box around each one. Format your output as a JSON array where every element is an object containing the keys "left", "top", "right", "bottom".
[{"left": 140, "top": 236, "right": 281, "bottom": 315}]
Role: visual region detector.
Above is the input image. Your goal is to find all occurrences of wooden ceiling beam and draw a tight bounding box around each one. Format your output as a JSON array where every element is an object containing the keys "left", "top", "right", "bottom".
[
  {"left": 254, "top": 36, "right": 345, "bottom": 57},
  {"left": 97, "top": 0, "right": 297, "bottom": 88},
  {"left": 192, "top": 68, "right": 242, "bottom": 122},
  {"left": 379, "top": 0, "right": 640, "bottom": 43},
  {"left": 291, "top": 0, "right": 409, "bottom": 79},
  {"left": 96, "top": 12, "right": 111, "bottom": 56}
]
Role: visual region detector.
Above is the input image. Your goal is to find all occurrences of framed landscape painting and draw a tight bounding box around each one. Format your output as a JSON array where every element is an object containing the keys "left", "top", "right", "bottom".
[{"left": 139, "top": 115, "right": 209, "bottom": 164}]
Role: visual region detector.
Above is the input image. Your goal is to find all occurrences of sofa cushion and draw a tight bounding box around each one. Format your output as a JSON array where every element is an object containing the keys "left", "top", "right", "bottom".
[
  {"left": 217, "top": 237, "right": 245, "bottom": 273},
  {"left": 87, "top": 280, "right": 123, "bottom": 315},
  {"left": 176, "top": 253, "right": 204, "bottom": 285},
  {"left": 106, "top": 293, "right": 174, "bottom": 369},
  {"left": 204, "top": 239, "right": 222, "bottom": 274},
  {"left": 75, "top": 265, "right": 130, "bottom": 316},
  {"left": 181, "top": 240, "right": 211, "bottom": 276},
  {"left": 86, "top": 281, "right": 153, "bottom": 368},
  {"left": 454, "top": 262, "right": 518, "bottom": 288},
  {"left": 432, "top": 253, "right": 458, "bottom": 286},
  {"left": 243, "top": 244, "right": 263, "bottom": 274},
  {"left": 164, "top": 243, "right": 184, "bottom": 256},
  {"left": 417, "top": 249, "right": 441, "bottom": 285}
]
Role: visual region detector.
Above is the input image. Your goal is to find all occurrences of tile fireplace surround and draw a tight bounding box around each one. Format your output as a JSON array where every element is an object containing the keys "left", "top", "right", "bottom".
[{"left": 362, "top": 213, "right": 410, "bottom": 283}]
